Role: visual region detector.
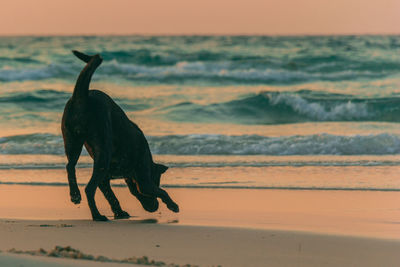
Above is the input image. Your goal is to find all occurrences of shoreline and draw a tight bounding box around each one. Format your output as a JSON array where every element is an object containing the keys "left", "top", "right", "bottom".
[
  {"left": 0, "top": 185, "right": 399, "bottom": 266},
  {"left": 0, "top": 185, "right": 399, "bottom": 239},
  {"left": 0, "top": 219, "right": 400, "bottom": 267}
]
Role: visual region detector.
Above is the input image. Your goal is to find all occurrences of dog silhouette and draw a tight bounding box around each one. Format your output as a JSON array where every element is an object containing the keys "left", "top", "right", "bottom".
[{"left": 61, "top": 50, "right": 179, "bottom": 221}]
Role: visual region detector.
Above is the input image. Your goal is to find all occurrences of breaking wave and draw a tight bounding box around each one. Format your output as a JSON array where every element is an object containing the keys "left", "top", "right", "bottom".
[
  {"left": 0, "top": 61, "right": 393, "bottom": 84},
  {"left": 1, "top": 133, "right": 400, "bottom": 156},
  {"left": 163, "top": 90, "right": 400, "bottom": 124},
  {"left": 3, "top": 89, "right": 400, "bottom": 125},
  {"left": 0, "top": 181, "right": 398, "bottom": 191}
]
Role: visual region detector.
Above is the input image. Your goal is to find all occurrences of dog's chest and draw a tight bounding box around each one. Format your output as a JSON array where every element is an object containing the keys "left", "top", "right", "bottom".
[{"left": 108, "top": 157, "right": 134, "bottom": 179}]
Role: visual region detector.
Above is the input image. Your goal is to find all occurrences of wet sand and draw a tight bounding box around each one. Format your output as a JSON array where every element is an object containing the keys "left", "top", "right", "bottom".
[{"left": 0, "top": 185, "right": 399, "bottom": 266}]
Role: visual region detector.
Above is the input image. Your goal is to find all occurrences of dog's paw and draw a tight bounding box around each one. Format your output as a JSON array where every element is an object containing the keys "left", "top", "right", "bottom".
[
  {"left": 167, "top": 202, "right": 179, "bottom": 213},
  {"left": 114, "top": 210, "right": 130, "bottom": 220},
  {"left": 92, "top": 215, "right": 109, "bottom": 221},
  {"left": 70, "top": 191, "right": 81, "bottom": 205}
]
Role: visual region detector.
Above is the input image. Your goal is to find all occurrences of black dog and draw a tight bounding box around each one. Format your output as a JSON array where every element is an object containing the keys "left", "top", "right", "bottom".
[{"left": 61, "top": 51, "right": 179, "bottom": 221}]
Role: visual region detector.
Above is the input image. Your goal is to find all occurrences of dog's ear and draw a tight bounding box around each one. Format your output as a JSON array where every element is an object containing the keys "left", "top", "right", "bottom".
[
  {"left": 72, "top": 50, "right": 92, "bottom": 63},
  {"left": 156, "top": 163, "right": 168, "bottom": 174}
]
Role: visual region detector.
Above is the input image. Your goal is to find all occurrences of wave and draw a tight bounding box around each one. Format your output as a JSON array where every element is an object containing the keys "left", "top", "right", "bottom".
[
  {"left": 0, "top": 163, "right": 92, "bottom": 170},
  {"left": 2, "top": 159, "right": 400, "bottom": 170},
  {"left": 0, "top": 181, "right": 398, "bottom": 191},
  {"left": 108, "top": 61, "right": 388, "bottom": 84},
  {"left": 2, "top": 132, "right": 400, "bottom": 156},
  {"left": 0, "top": 56, "right": 42, "bottom": 64},
  {"left": 161, "top": 185, "right": 400, "bottom": 192},
  {"left": 1, "top": 59, "right": 399, "bottom": 85},
  {"left": 0, "top": 90, "right": 70, "bottom": 110},
  {"left": 163, "top": 90, "right": 400, "bottom": 124},
  {"left": 148, "top": 134, "right": 400, "bottom": 155},
  {"left": 2, "top": 61, "right": 386, "bottom": 84},
  {"left": 100, "top": 47, "right": 400, "bottom": 75},
  {"left": 2, "top": 89, "right": 400, "bottom": 124},
  {"left": 0, "top": 63, "right": 77, "bottom": 82},
  {"left": 2, "top": 35, "right": 400, "bottom": 84},
  {"left": 0, "top": 89, "right": 150, "bottom": 112}
]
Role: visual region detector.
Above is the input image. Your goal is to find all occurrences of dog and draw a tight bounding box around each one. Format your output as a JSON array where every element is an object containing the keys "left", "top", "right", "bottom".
[{"left": 61, "top": 50, "right": 179, "bottom": 221}]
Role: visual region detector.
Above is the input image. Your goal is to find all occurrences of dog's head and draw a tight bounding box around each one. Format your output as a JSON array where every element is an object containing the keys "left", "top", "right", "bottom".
[
  {"left": 136, "top": 163, "right": 168, "bottom": 213},
  {"left": 152, "top": 163, "right": 168, "bottom": 187}
]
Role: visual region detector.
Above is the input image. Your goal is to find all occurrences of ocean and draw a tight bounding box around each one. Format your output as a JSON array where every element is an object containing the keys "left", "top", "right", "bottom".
[{"left": 1, "top": 35, "right": 400, "bottom": 191}]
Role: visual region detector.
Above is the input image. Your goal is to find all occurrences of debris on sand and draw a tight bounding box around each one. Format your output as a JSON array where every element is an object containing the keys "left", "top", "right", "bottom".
[{"left": 8, "top": 246, "right": 201, "bottom": 266}]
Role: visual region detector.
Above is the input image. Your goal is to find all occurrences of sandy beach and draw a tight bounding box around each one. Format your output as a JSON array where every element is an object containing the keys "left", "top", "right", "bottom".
[{"left": 0, "top": 185, "right": 399, "bottom": 266}]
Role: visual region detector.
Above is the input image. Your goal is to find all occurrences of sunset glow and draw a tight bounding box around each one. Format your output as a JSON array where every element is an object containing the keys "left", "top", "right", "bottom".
[
  {"left": 0, "top": 1, "right": 400, "bottom": 266},
  {"left": 1, "top": 0, "right": 399, "bottom": 35}
]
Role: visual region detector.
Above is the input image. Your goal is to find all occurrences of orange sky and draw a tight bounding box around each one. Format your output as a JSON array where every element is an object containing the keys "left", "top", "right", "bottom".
[{"left": 1, "top": 0, "right": 399, "bottom": 35}]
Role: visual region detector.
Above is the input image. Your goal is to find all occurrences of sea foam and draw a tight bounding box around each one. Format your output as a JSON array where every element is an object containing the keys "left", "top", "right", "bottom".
[{"left": 1, "top": 133, "right": 400, "bottom": 156}]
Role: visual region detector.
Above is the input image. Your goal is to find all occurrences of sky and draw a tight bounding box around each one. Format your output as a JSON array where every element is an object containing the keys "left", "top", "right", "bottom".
[{"left": 0, "top": 0, "right": 399, "bottom": 35}]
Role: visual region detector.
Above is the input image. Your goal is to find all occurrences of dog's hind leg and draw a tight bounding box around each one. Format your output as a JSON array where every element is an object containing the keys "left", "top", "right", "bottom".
[
  {"left": 137, "top": 180, "right": 179, "bottom": 213},
  {"left": 63, "top": 131, "right": 84, "bottom": 205},
  {"left": 85, "top": 140, "right": 112, "bottom": 221},
  {"left": 99, "top": 179, "right": 130, "bottom": 219},
  {"left": 86, "top": 162, "right": 109, "bottom": 221}
]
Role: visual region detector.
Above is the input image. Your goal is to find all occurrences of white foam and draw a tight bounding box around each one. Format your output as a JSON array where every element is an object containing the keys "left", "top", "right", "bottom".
[
  {"left": 148, "top": 133, "right": 400, "bottom": 155},
  {"left": 266, "top": 92, "right": 371, "bottom": 120},
  {"left": 100, "top": 61, "right": 371, "bottom": 83},
  {"left": 0, "top": 64, "right": 74, "bottom": 82},
  {"left": 2, "top": 133, "right": 400, "bottom": 156}
]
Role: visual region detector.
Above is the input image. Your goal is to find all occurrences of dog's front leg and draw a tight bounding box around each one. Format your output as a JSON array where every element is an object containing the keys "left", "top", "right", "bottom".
[{"left": 137, "top": 180, "right": 179, "bottom": 213}]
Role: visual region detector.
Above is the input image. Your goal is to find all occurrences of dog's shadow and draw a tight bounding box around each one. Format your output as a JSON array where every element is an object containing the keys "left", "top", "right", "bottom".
[
  {"left": 119, "top": 218, "right": 179, "bottom": 225},
  {"left": 128, "top": 218, "right": 159, "bottom": 224}
]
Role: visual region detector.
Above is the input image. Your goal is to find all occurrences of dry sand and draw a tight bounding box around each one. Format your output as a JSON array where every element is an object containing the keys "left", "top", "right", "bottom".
[
  {"left": 0, "top": 185, "right": 399, "bottom": 266},
  {"left": 0, "top": 220, "right": 400, "bottom": 267}
]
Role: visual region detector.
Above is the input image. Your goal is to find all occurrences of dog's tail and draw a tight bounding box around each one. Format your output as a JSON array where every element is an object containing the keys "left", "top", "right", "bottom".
[{"left": 71, "top": 50, "right": 103, "bottom": 102}]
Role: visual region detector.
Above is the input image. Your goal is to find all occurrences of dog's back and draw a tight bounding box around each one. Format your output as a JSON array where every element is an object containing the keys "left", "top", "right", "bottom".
[{"left": 73, "top": 89, "right": 149, "bottom": 169}]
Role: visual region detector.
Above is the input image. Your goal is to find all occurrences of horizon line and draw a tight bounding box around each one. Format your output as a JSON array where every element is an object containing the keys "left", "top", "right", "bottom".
[{"left": 1, "top": 32, "right": 400, "bottom": 37}]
